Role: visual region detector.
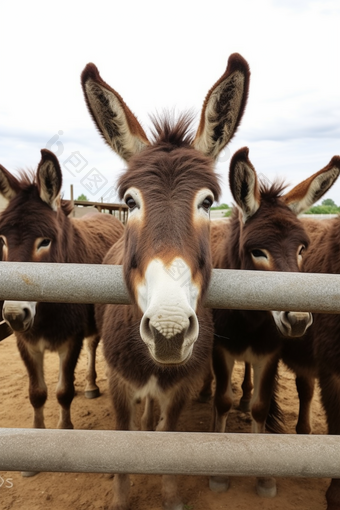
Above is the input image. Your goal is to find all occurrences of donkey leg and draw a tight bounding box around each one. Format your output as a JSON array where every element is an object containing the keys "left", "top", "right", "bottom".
[
  {"left": 156, "top": 389, "right": 188, "bottom": 510},
  {"left": 107, "top": 373, "right": 136, "bottom": 510},
  {"left": 318, "top": 371, "right": 340, "bottom": 510},
  {"left": 198, "top": 360, "right": 214, "bottom": 403},
  {"left": 326, "top": 480, "right": 340, "bottom": 510},
  {"left": 56, "top": 338, "right": 82, "bottom": 429},
  {"left": 141, "top": 396, "right": 155, "bottom": 431},
  {"left": 251, "top": 356, "right": 279, "bottom": 498},
  {"left": 17, "top": 338, "right": 47, "bottom": 477},
  {"left": 209, "top": 346, "right": 234, "bottom": 493},
  {"left": 295, "top": 375, "right": 314, "bottom": 435},
  {"left": 239, "top": 362, "right": 253, "bottom": 412},
  {"left": 84, "top": 334, "right": 100, "bottom": 399}
]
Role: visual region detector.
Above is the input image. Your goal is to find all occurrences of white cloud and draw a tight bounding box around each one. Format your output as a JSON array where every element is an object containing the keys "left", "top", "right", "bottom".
[{"left": 0, "top": 0, "right": 339, "bottom": 205}]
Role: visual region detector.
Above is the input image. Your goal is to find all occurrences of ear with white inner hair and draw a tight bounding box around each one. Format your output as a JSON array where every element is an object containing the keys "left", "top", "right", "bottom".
[
  {"left": 37, "top": 149, "right": 62, "bottom": 211},
  {"left": 229, "top": 147, "right": 260, "bottom": 223},
  {"left": 193, "top": 53, "right": 250, "bottom": 159},
  {"left": 283, "top": 155, "right": 340, "bottom": 215},
  {"left": 0, "top": 164, "right": 21, "bottom": 201},
  {"left": 81, "top": 63, "right": 150, "bottom": 162}
]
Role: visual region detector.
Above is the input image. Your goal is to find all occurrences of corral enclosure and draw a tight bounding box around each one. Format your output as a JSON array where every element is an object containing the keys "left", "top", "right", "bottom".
[{"left": 0, "top": 332, "right": 331, "bottom": 510}]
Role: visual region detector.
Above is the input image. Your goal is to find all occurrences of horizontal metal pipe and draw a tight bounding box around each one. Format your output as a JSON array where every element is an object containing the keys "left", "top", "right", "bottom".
[
  {"left": 0, "top": 428, "right": 339, "bottom": 478},
  {"left": 0, "top": 262, "right": 340, "bottom": 313}
]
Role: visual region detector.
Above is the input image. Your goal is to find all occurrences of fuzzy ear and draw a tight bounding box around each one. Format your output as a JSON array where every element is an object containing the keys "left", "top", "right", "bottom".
[
  {"left": 81, "top": 63, "right": 150, "bottom": 162},
  {"left": 37, "top": 149, "right": 62, "bottom": 211},
  {"left": 229, "top": 147, "right": 260, "bottom": 222},
  {"left": 283, "top": 156, "right": 340, "bottom": 215},
  {"left": 0, "top": 164, "right": 21, "bottom": 201},
  {"left": 193, "top": 53, "right": 250, "bottom": 159}
]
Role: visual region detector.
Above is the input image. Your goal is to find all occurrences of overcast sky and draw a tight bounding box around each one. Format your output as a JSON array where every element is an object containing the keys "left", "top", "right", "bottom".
[{"left": 1, "top": 0, "right": 339, "bottom": 206}]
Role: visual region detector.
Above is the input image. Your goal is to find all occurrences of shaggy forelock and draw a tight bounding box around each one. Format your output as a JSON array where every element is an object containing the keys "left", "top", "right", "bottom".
[
  {"left": 117, "top": 113, "right": 221, "bottom": 201},
  {"left": 148, "top": 111, "right": 196, "bottom": 147},
  {"left": 258, "top": 179, "right": 288, "bottom": 204}
]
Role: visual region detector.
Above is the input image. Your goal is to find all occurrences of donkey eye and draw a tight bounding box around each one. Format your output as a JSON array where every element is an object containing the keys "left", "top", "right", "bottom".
[
  {"left": 38, "top": 239, "right": 51, "bottom": 249},
  {"left": 125, "top": 196, "right": 137, "bottom": 210},
  {"left": 298, "top": 245, "right": 306, "bottom": 256},
  {"left": 201, "top": 196, "right": 213, "bottom": 211},
  {"left": 251, "top": 249, "right": 267, "bottom": 259}
]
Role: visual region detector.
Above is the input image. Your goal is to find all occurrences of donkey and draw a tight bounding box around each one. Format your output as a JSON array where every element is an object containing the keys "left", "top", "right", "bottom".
[
  {"left": 236, "top": 165, "right": 340, "bottom": 442},
  {"left": 81, "top": 53, "right": 250, "bottom": 510},
  {"left": 278, "top": 215, "right": 335, "bottom": 436},
  {"left": 276, "top": 158, "right": 340, "bottom": 510},
  {"left": 205, "top": 147, "right": 339, "bottom": 498},
  {"left": 0, "top": 150, "right": 124, "bottom": 445}
]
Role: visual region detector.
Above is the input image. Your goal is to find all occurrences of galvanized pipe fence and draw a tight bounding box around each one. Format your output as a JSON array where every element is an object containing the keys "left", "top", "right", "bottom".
[{"left": 0, "top": 261, "right": 339, "bottom": 477}]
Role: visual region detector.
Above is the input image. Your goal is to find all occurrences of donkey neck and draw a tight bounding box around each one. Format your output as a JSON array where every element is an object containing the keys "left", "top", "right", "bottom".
[
  {"left": 303, "top": 216, "right": 340, "bottom": 274},
  {"left": 225, "top": 209, "right": 243, "bottom": 269}
]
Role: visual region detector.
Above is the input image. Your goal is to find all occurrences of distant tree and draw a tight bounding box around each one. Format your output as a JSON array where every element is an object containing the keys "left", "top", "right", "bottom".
[
  {"left": 211, "top": 203, "right": 230, "bottom": 210},
  {"left": 305, "top": 204, "right": 340, "bottom": 214},
  {"left": 322, "top": 198, "right": 337, "bottom": 207},
  {"left": 77, "top": 193, "right": 89, "bottom": 201}
]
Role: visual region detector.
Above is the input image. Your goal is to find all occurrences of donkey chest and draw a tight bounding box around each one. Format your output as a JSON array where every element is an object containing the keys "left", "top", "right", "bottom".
[
  {"left": 133, "top": 375, "right": 169, "bottom": 401},
  {"left": 232, "top": 347, "right": 273, "bottom": 365},
  {"left": 215, "top": 310, "right": 280, "bottom": 356}
]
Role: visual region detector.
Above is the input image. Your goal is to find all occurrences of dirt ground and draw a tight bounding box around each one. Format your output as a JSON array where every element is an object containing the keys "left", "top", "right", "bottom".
[{"left": 0, "top": 334, "right": 331, "bottom": 510}]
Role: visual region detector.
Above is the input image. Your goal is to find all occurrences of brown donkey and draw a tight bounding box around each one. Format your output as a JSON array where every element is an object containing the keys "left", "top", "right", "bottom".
[
  {"left": 279, "top": 214, "right": 336, "bottom": 436},
  {"left": 81, "top": 54, "right": 250, "bottom": 510},
  {"left": 0, "top": 150, "right": 124, "bottom": 458},
  {"left": 206, "top": 147, "right": 339, "bottom": 498},
  {"left": 278, "top": 157, "right": 340, "bottom": 510}
]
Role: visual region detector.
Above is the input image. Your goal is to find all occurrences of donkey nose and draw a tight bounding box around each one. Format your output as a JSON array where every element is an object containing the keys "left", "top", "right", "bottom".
[
  {"left": 282, "top": 311, "right": 313, "bottom": 338},
  {"left": 140, "top": 311, "right": 199, "bottom": 364},
  {"left": 2, "top": 302, "right": 36, "bottom": 332}
]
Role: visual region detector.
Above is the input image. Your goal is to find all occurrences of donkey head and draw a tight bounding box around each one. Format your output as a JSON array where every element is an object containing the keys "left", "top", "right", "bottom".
[
  {"left": 82, "top": 54, "right": 250, "bottom": 364},
  {"left": 229, "top": 147, "right": 340, "bottom": 337},
  {"left": 0, "top": 150, "right": 72, "bottom": 332}
]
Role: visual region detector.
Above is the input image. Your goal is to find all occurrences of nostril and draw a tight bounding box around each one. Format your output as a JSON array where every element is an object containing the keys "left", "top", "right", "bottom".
[
  {"left": 186, "top": 314, "right": 199, "bottom": 341},
  {"left": 140, "top": 316, "right": 152, "bottom": 343},
  {"left": 283, "top": 311, "right": 291, "bottom": 326},
  {"left": 22, "top": 308, "right": 30, "bottom": 322}
]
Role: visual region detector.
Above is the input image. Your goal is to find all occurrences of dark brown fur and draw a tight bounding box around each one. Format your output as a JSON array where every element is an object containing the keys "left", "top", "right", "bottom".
[
  {"left": 96, "top": 117, "right": 220, "bottom": 510},
  {"left": 83, "top": 53, "right": 251, "bottom": 510},
  {"left": 0, "top": 164, "right": 124, "bottom": 431},
  {"left": 211, "top": 184, "right": 310, "bottom": 425},
  {"left": 205, "top": 153, "right": 321, "bottom": 496},
  {"left": 282, "top": 214, "right": 340, "bottom": 510},
  {"left": 97, "top": 116, "right": 219, "bottom": 394}
]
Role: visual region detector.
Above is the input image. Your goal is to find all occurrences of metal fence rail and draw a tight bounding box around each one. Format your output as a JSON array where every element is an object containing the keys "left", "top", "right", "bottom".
[
  {"left": 1, "top": 261, "right": 340, "bottom": 478},
  {"left": 0, "top": 261, "right": 340, "bottom": 312},
  {"left": 0, "top": 429, "right": 339, "bottom": 478}
]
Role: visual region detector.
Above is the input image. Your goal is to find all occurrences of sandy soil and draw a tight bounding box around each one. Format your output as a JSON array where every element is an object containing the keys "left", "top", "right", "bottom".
[{"left": 0, "top": 334, "right": 330, "bottom": 510}]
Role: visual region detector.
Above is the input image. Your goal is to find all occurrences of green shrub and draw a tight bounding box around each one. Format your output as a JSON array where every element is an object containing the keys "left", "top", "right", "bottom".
[{"left": 211, "top": 203, "right": 230, "bottom": 210}]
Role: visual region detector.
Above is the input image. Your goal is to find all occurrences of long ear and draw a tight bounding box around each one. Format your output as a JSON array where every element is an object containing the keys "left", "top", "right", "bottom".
[
  {"left": 81, "top": 64, "right": 150, "bottom": 162},
  {"left": 283, "top": 156, "right": 340, "bottom": 215},
  {"left": 193, "top": 53, "right": 250, "bottom": 159},
  {"left": 37, "top": 149, "right": 62, "bottom": 211},
  {"left": 229, "top": 147, "right": 260, "bottom": 223},
  {"left": 0, "top": 164, "right": 21, "bottom": 201}
]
